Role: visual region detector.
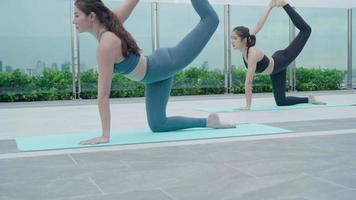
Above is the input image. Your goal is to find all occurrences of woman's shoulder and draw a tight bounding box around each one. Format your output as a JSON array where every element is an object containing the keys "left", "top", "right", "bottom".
[
  {"left": 249, "top": 47, "right": 264, "bottom": 57},
  {"left": 248, "top": 47, "right": 259, "bottom": 56},
  {"left": 99, "top": 32, "right": 121, "bottom": 51}
]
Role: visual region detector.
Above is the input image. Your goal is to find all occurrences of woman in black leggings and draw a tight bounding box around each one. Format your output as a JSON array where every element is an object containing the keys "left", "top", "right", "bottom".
[{"left": 231, "top": 0, "right": 325, "bottom": 110}]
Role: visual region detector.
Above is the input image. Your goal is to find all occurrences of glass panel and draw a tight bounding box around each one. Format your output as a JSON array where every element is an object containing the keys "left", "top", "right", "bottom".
[
  {"left": 159, "top": 3, "right": 225, "bottom": 95},
  {"left": 296, "top": 7, "right": 347, "bottom": 90},
  {"left": 353, "top": 8, "right": 356, "bottom": 88},
  {"left": 0, "top": 0, "right": 72, "bottom": 102}
]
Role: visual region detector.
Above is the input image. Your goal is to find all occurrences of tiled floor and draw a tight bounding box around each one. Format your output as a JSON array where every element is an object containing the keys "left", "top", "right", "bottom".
[{"left": 1, "top": 91, "right": 356, "bottom": 200}]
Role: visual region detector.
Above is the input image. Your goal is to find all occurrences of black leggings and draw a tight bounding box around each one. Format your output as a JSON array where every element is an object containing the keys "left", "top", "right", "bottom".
[{"left": 270, "top": 4, "right": 311, "bottom": 106}]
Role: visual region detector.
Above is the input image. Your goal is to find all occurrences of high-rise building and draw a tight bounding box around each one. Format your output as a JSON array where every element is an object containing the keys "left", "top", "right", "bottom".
[
  {"left": 5, "top": 65, "right": 13, "bottom": 72},
  {"left": 51, "top": 63, "right": 59, "bottom": 71},
  {"left": 61, "top": 62, "right": 71, "bottom": 72},
  {"left": 36, "top": 60, "right": 46, "bottom": 74},
  {"left": 0, "top": 60, "right": 3, "bottom": 72},
  {"left": 202, "top": 61, "right": 209, "bottom": 69},
  {"left": 26, "top": 68, "right": 37, "bottom": 76}
]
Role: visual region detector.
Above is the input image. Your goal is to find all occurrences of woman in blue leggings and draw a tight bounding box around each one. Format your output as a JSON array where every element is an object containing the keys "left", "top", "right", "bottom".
[
  {"left": 73, "top": 0, "right": 234, "bottom": 145},
  {"left": 231, "top": 0, "right": 325, "bottom": 110}
]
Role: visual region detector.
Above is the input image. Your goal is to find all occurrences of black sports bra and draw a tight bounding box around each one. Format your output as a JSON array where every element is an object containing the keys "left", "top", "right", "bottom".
[{"left": 242, "top": 47, "right": 270, "bottom": 73}]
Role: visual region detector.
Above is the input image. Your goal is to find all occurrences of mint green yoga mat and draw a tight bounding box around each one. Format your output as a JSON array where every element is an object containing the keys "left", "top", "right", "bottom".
[
  {"left": 197, "top": 103, "right": 354, "bottom": 113},
  {"left": 16, "top": 123, "right": 291, "bottom": 152}
]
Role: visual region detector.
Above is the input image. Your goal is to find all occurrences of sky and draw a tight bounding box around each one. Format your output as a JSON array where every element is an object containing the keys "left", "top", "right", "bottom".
[{"left": 0, "top": 0, "right": 355, "bottom": 71}]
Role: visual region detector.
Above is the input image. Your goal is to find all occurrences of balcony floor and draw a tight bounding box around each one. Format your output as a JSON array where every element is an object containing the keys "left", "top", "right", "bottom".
[{"left": 1, "top": 90, "right": 356, "bottom": 200}]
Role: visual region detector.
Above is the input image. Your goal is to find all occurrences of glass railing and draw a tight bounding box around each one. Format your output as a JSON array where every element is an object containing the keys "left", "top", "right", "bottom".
[
  {"left": 295, "top": 7, "right": 348, "bottom": 90},
  {"left": 159, "top": 3, "right": 225, "bottom": 95},
  {"left": 0, "top": 0, "right": 354, "bottom": 102},
  {"left": 353, "top": 8, "right": 356, "bottom": 88},
  {"left": 0, "top": 0, "right": 73, "bottom": 102}
]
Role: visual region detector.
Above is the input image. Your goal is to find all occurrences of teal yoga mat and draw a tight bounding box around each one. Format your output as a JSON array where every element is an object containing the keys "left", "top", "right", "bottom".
[
  {"left": 16, "top": 123, "right": 291, "bottom": 152},
  {"left": 197, "top": 103, "right": 355, "bottom": 113}
]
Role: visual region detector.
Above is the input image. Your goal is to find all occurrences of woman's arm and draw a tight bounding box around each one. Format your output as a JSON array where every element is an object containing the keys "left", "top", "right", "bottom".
[
  {"left": 243, "top": 50, "right": 259, "bottom": 109},
  {"left": 113, "top": 0, "right": 139, "bottom": 24},
  {"left": 96, "top": 41, "right": 116, "bottom": 138},
  {"left": 80, "top": 34, "right": 119, "bottom": 145},
  {"left": 250, "top": 0, "right": 276, "bottom": 35}
]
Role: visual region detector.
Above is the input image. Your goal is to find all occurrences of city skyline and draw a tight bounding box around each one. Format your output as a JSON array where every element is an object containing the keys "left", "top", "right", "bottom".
[{"left": 0, "top": 59, "right": 72, "bottom": 75}]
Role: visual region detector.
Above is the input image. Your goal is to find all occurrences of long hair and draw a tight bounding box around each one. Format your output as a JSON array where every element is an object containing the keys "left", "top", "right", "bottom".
[
  {"left": 75, "top": 0, "right": 140, "bottom": 57},
  {"left": 233, "top": 26, "right": 256, "bottom": 48}
]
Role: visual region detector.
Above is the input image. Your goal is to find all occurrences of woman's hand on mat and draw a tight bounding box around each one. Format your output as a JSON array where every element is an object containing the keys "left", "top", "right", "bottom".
[{"left": 79, "top": 136, "right": 109, "bottom": 145}]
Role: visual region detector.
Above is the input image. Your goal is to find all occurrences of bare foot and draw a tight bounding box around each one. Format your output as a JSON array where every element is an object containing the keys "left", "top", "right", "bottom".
[
  {"left": 207, "top": 113, "right": 235, "bottom": 129},
  {"left": 234, "top": 106, "right": 251, "bottom": 111},
  {"left": 308, "top": 95, "right": 326, "bottom": 105},
  {"left": 79, "top": 136, "right": 109, "bottom": 145},
  {"left": 273, "top": 0, "right": 287, "bottom": 7}
]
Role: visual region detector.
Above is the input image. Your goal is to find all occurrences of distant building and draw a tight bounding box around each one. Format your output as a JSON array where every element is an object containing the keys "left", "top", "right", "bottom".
[
  {"left": 80, "top": 64, "right": 87, "bottom": 72},
  {"left": 0, "top": 60, "right": 3, "bottom": 72},
  {"left": 61, "top": 62, "right": 71, "bottom": 72},
  {"left": 51, "top": 63, "right": 59, "bottom": 71},
  {"left": 36, "top": 60, "right": 46, "bottom": 74},
  {"left": 202, "top": 61, "right": 209, "bottom": 69},
  {"left": 26, "top": 68, "right": 37, "bottom": 76},
  {"left": 5, "top": 65, "right": 13, "bottom": 72}
]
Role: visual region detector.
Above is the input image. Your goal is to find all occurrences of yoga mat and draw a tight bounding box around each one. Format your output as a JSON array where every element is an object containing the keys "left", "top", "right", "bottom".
[
  {"left": 197, "top": 103, "right": 355, "bottom": 113},
  {"left": 16, "top": 123, "right": 291, "bottom": 151}
]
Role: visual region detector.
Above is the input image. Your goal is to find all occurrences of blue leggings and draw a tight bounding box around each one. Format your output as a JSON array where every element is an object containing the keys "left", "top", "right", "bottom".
[
  {"left": 270, "top": 4, "right": 311, "bottom": 106},
  {"left": 141, "top": 0, "right": 219, "bottom": 132}
]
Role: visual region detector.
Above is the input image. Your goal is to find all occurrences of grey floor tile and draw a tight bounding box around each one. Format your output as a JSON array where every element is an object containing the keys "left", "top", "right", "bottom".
[
  {"left": 183, "top": 137, "right": 330, "bottom": 162},
  {"left": 51, "top": 189, "right": 172, "bottom": 200},
  {"left": 69, "top": 151, "right": 133, "bottom": 171},
  {"left": 0, "top": 177, "right": 100, "bottom": 200},
  {"left": 0, "top": 155, "right": 81, "bottom": 184},
  {"left": 289, "top": 133, "right": 356, "bottom": 155},
  {"left": 114, "top": 146, "right": 218, "bottom": 170},
  {"left": 132, "top": 162, "right": 249, "bottom": 190},
  {"left": 183, "top": 139, "right": 281, "bottom": 154},
  {"left": 89, "top": 162, "right": 248, "bottom": 194},
  {"left": 220, "top": 135, "right": 356, "bottom": 178},
  {"left": 84, "top": 169, "right": 140, "bottom": 195},
  {"left": 268, "top": 118, "right": 356, "bottom": 132},
  {"left": 232, "top": 140, "right": 329, "bottom": 161},
  {"left": 162, "top": 173, "right": 302, "bottom": 200},
  {"left": 306, "top": 167, "right": 356, "bottom": 189},
  {"left": 2, "top": 122, "right": 356, "bottom": 200},
  {"left": 227, "top": 154, "right": 351, "bottom": 178},
  {"left": 307, "top": 189, "right": 356, "bottom": 200},
  {"left": 0, "top": 139, "right": 18, "bottom": 154},
  {"left": 236, "top": 174, "right": 346, "bottom": 200},
  {"left": 164, "top": 174, "right": 345, "bottom": 200}
]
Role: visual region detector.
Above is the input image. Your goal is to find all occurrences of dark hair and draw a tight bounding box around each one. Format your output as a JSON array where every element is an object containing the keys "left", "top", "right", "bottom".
[
  {"left": 233, "top": 26, "right": 256, "bottom": 48},
  {"left": 75, "top": 0, "right": 140, "bottom": 57}
]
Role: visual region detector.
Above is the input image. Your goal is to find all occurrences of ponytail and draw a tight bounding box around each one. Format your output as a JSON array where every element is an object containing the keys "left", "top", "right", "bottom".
[
  {"left": 232, "top": 26, "right": 256, "bottom": 48},
  {"left": 246, "top": 35, "right": 256, "bottom": 47},
  {"left": 75, "top": 0, "right": 140, "bottom": 57},
  {"left": 103, "top": 10, "right": 140, "bottom": 57}
]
